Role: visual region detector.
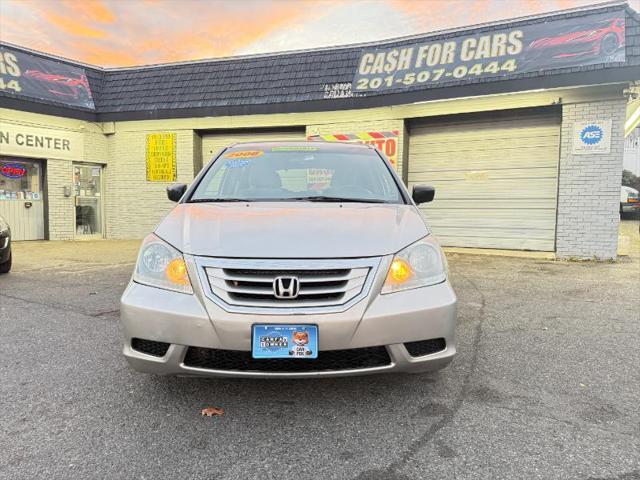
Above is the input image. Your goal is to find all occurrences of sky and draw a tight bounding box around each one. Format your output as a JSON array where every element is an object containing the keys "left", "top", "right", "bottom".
[{"left": 1, "top": 0, "right": 639, "bottom": 67}]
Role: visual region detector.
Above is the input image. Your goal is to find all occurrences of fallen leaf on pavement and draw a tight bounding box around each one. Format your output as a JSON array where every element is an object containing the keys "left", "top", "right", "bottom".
[{"left": 201, "top": 407, "right": 225, "bottom": 417}]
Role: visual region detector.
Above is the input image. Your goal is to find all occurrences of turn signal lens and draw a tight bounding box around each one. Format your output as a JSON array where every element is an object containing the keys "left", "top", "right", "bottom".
[
  {"left": 387, "top": 258, "right": 413, "bottom": 284},
  {"left": 166, "top": 258, "right": 190, "bottom": 285}
]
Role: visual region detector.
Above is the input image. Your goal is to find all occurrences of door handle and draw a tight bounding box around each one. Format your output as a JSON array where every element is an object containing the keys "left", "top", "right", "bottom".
[{"left": 25, "top": 202, "right": 33, "bottom": 209}]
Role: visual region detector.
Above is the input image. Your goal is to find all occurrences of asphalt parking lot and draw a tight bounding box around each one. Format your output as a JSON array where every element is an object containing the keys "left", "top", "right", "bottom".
[{"left": 1, "top": 222, "right": 639, "bottom": 480}]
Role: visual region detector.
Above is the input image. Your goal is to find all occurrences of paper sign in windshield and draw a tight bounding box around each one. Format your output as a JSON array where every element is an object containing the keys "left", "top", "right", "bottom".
[
  {"left": 271, "top": 146, "right": 319, "bottom": 152},
  {"left": 225, "top": 150, "right": 264, "bottom": 158}
]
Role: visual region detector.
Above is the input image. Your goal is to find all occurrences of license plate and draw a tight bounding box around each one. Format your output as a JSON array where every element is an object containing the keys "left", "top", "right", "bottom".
[{"left": 252, "top": 324, "right": 318, "bottom": 359}]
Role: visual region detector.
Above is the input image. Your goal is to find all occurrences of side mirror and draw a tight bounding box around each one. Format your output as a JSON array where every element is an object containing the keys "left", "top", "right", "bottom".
[
  {"left": 412, "top": 185, "right": 435, "bottom": 204},
  {"left": 167, "top": 183, "right": 187, "bottom": 202}
]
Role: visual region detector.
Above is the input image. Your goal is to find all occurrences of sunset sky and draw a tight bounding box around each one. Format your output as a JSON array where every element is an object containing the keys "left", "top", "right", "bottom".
[{"left": 1, "top": 0, "right": 638, "bottom": 67}]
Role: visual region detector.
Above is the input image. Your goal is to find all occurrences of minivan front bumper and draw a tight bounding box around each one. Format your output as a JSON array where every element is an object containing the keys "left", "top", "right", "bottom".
[{"left": 120, "top": 255, "right": 456, "bottom": 378}]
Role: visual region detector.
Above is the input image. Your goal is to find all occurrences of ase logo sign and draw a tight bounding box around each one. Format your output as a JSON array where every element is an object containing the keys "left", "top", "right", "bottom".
[
  {"left": 572, "top": 120, "right": 612, "bottom": 155},
  {"left": 579, "top": 125, "right": 604, "bottom": 145}
]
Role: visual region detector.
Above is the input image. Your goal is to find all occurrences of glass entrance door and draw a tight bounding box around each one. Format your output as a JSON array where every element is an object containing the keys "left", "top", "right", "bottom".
[
  {"left": 74, "top": 164, "right": 103, "bottom": 237},
  {"left": 0, "top": 157, "right": 45, "bottom": 241}
]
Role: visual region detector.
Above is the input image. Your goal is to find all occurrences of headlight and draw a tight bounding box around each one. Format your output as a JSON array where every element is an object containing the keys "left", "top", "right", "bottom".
[
  {"left": 0, "top": 218, "right": 9, "bottom": 235},
  {"left": 133, "top": 234, "right": 193, "bottom": 294},
  {"left": 381, "top": 236, "right": 447, "bottom": 294}
]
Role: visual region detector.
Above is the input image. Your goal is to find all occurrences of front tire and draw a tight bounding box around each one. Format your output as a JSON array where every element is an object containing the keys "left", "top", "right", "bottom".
[{"left": 0, "top": 251, "right": 12, "bottom": 273}]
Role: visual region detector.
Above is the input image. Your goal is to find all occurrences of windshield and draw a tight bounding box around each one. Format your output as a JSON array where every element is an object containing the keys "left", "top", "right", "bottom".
[{"left": 189, "top": 144, "right": 404, "bottom": 203}]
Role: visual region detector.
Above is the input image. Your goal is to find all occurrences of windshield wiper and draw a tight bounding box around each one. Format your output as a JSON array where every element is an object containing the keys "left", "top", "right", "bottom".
[
  {"left": 286, "top": 196, "right": 391, "bottom": 203},
  {"left": 188, "top": 197, "right": 393, "bottom": 204},
  {"left": 188, "top": 198, "right": 252, "bottom": 203}
]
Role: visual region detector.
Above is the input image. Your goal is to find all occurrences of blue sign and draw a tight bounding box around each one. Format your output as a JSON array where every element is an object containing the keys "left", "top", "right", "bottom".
[{"left": 580, "top": 125, "right": 604, "bottom": 145}]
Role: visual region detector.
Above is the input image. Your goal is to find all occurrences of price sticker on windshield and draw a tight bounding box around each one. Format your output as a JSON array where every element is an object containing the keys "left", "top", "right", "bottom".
[{"left": 225, "top": 150, "right": 264, "bottom": 159}]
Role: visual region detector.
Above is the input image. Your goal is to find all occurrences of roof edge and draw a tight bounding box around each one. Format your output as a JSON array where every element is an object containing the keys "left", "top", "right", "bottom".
[{"left": 0, "top": 40, "right": 102, "bottom": 71}]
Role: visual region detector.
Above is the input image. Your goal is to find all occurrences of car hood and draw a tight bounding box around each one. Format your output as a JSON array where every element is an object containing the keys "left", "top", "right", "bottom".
[{"left": 155, "top": 202, "right": 429, "bottom": 258}]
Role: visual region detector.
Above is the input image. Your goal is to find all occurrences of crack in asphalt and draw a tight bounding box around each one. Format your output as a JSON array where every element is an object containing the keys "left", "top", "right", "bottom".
[
  {"left": 586, "top": 469, "right": 640, "bottom": 480},
  {"left": 489, "top": 404, "right": 640, "bottom": 440},
  {"left": 0, "top": 291, "right": 119, "bottom": 320},
  {"left": 10, "top": 262, "right": 135, "bottom": 274},
  {"left": 354, "top": 270, "right": 487, "bottom": 480},
  {"left": 89, "top": 308, "right": 121, "bottom": 318}
]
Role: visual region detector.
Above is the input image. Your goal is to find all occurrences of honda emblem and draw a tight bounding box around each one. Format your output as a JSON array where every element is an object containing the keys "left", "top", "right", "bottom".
[{"left": 273, "top": 276, "right": 300, "bottom": 299}]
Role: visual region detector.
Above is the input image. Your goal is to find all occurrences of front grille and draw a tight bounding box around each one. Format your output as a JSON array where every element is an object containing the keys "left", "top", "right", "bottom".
[
  {"left": 404, "top": 338, "right": 446, "bottom": 357},
  {"left": 131, "top": 338, "right": 170, "bottom": 357},
  {"left": 205, "top": 265, "right": 370, "bottom": 309},
  {"left": 183, "top": 346, "right": 391, "bottom": 372}
]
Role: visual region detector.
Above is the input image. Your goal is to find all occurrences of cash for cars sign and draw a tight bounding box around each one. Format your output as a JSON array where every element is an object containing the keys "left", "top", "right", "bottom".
[
  {"left": 146, "top": 133, "right": 177, "bottom": 182},
  {"left": 353, "top": 11, "right": 625, "bottom": 92}
]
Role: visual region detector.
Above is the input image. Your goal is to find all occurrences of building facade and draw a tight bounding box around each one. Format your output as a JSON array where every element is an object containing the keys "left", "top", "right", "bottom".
[{"left": 1, "top": 2, "right": 639, "bottom": 259}]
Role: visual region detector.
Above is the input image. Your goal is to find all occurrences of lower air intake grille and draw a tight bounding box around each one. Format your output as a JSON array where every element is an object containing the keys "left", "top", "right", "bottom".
[
  {"left": 131, "top": 338, "right": 170, "bottom": 357},
  {"left": 183, "top": 346, "right": 391, "bottom": 372},
  {"left": 404, "top": 338, "right": 446, "bottom": 357}
]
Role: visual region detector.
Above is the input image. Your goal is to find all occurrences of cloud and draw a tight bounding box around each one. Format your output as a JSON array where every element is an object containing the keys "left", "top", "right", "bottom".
[
  {"left": 61, "top": 0, "right": 115, "bottom": 23},
  {"left": 65, "top": 41, "right": 138, "bottom": 66},
  {"left": 1, "top": 0, "right": 638, "bottom": 67},
  {"left": 389, "top": 0, "right": 621, "bottom": 32},
  {"left": 42, "top": 11, "right": 108, "bottom": 38},
  {"left": 237, "top": 1, "right": 414, "bottom": 55}
]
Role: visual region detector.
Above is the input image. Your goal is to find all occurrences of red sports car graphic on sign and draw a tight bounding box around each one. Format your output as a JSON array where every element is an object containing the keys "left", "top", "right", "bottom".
[
  {"left": 526, "top": 18, "right": 625, "bottom": 59},
  {"left": 24, "top": 70, "right": 92, "bottom": 101}
]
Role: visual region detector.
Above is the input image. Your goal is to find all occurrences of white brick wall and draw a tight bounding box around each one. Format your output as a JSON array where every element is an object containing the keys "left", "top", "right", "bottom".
[
  {"left": 46, "top": 159, "right": 74, "bottom": 240},
  {"left": 105, "top": 130, "right": 197, "bottom": 239},
  {"left": 556, "top": 99, "right": 626, "bottom": 259}
]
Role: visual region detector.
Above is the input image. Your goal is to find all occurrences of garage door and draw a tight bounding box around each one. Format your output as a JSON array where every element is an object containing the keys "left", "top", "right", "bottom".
[
  {"left": 201, "top": 129, "right": 306, "bottom": 170},
  {"left": 408, "top": 111, "right": 560, "bottom": 251}
]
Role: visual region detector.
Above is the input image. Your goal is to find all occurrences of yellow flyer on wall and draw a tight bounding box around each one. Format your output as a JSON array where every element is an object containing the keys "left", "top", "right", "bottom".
[{"left": 146, "top": 133, "right": 176, "bottom": 182}]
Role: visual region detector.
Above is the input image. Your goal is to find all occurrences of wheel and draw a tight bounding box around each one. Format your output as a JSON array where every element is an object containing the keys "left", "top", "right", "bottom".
[
  {"left": 600, "top": 34, "right": 619, "bottom": 56},
  {"left": 0, "top": 251, "right": 11, "bottom": 274}
]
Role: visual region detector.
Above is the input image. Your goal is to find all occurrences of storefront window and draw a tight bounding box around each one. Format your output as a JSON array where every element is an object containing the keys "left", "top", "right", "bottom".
[{"left": 0, "top": 158, "right": 43, "bottom": 201}]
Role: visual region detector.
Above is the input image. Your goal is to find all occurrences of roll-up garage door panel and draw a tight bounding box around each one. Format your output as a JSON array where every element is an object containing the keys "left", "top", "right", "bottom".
[
  {"left": 423, "top": 199, "right": 556, "bottom": 210},
  {"left": 434, "top": 230, "right": 556, "bottom": 251},
  {"left": 408, "top": 113, "right": 560, "bottom": 251},
  {"left": 410, "top": 135, "right": 560, "bottom": 153},
  {"left": 419, "top": 179, "right": 558, "bottom": 200},
  {"left": 429, "top": 208, "right": 554, "bottom": 229},
  {"left": 410, "top": 167, "right": 559, "bottom": 183},
  {"left": 410, "top": 146, "right": 560, "bottom": 171},
  {"left": 201, "top": 130, "right": 306, "bottom": 167}
]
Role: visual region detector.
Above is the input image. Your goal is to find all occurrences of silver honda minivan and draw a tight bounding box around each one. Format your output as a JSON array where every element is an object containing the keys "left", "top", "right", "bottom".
[{"left": 120, "top": 141, "right": 456, "bottom": 377}]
